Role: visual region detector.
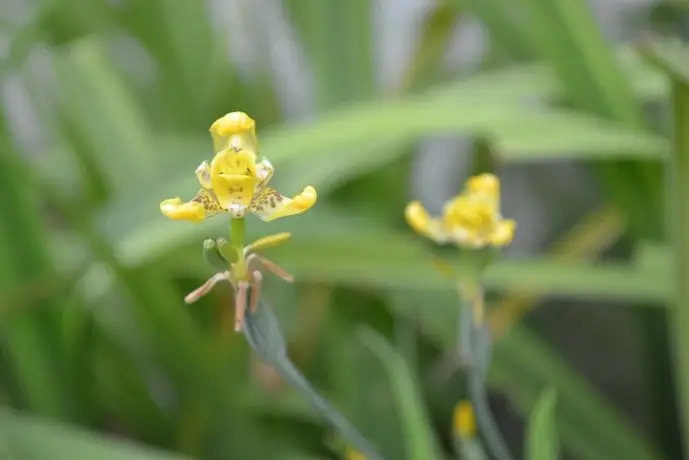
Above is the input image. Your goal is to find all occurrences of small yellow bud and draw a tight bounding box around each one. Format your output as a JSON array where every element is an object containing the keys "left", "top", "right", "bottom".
[{"left": 453, "top": 401, "right": 476, "bottom": 438}]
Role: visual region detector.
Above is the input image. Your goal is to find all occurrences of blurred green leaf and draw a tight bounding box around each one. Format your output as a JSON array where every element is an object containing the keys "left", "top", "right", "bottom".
[
  {"left": 360, "top": 327, "right": 443, "bottom": 460},
  {"left": 0, "top": 409, "right": 189, "bottom": 460},
  {"left": 55, "top": 39, "right": 156, "bottom": 192},
  {"left": 284, "top": 0, "right": 373, "bottom": 108},
  {"left": 526, "top": 387, "right": 560, "bottom": 460},
  {"left": 0, "top": 131, "right": 73, "bottom": 419},
  {"left": 493, "top": 328, "right": 663, "bottom": 460},
  {"left": 126, "top": 212, "right": 669, "bottom": 304},
  {"left": 640, "top": 36, "right": 689, "bottom": 460},
  {"left": 401, "top": 2, "right": 459, "bottom": 92},
  {"left": 451, "top": 0, "right": 534, "bottom": 60}
]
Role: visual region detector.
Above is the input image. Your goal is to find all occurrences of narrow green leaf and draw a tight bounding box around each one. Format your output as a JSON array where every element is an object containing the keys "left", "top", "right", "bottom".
[
  {"left": 0, "top": 409, "right": 189, "bottom": 460},
  {"left": 526, "top": 388, "right": 560, "bottom": 460},
  {"left": 55, "top": 39, "right": 156, "bottom": 191},
  {"left": 0, "top": 128, "right": 68, "bottom": 418},
  {"left": 284, "top": 0, "right": 373, "bottom": 108},
  {"left": 641, "top": 36, "right": 689, "bottom": 460},
  {"left": 115, "top": 208, "right": 669, "bottom": 305},
  {"left": 359, "top": 327, "right": 443, "bottom": 460},
  {"left": 401, "top": 2, "right": 459, "bottom": 92},
  {"left": 494, "top": 328, "right": 663, "bottom": 460},
  {"left": 449, "top": 0, "right": 534, "bottom": 60}
]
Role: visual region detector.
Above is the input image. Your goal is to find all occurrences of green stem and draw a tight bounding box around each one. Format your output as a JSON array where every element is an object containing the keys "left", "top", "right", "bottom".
[
  {"left": 670, "top": 75, "right": 689, "bottom": 459},
  {"left": 230, "top": 217, "right": 247, "bottom": 278},
  {"left": 458, "top": 282, "right": 514, "bottom": 460}
]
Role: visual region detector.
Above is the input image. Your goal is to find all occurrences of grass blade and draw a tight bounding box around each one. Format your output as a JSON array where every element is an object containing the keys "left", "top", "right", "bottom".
[
  {"left": 526, "top": 388, "right": 560, "bottom": 460},
  {"left": 359, "top": 327, "right": 443, "bottom": 460},
  {"left": 641, "top": 37, "right": 689, "bottom": 460},
  {"left": 0, "top": 409, "right": 188, "bottom": 460}
]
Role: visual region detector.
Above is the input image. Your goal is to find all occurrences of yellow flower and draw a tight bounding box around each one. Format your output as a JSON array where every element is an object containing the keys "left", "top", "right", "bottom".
[
  {"left": 405, "top": 173, "right": 515, "bottom": 248},
  {"left": 453, "top": 400, "right": 476, "bottom": 438},
  {"left": 160, "top": 112, "right": 317, "bottom": 222}
]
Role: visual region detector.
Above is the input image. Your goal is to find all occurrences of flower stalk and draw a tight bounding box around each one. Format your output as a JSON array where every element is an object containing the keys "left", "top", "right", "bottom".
[
  {"left": 460, "top": 281, "right": 514, "bottom": 460},
  {"left": 230, "top": 217, "right": 247, "bottom": 280},
  {"left": 405, "top": 172, "right": 516, "bottom": 460}
]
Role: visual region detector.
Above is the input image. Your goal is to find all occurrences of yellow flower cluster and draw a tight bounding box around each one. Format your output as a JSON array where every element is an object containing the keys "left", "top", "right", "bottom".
[
  {"left": 405, "top": 173, "right": 515, "bottom": 249},
  {"left": 160, "top": 112, "right": 317, "bottom": 223}
]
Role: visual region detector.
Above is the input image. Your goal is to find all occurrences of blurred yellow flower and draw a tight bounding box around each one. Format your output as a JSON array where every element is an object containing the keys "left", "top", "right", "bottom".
[
  {"left": 160, "top": 112, "right": 317, "bottom": 223},
  {"left": 405, "top": 173, "right": 515, "bottom": 248},
  {"left": 453, "top": 400, "right": 476, "bottom": 438}
]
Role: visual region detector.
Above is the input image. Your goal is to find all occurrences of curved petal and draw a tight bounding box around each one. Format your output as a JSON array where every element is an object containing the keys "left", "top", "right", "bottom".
[
  {"left": 160, "top": 188, "right": 224, "bottom": 223},
  {"left": 250, "top": 186, "right": 317, "bottom": 222},
  {"left": 160, "top": 198, "right": 206, "bottom": 223},
  {"left": 404, "top": 201, "right": 448, "bottom": 243}
]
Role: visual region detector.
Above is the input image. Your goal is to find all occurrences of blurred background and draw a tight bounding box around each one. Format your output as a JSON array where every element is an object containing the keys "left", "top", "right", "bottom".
[{"left": 1, "top": 0, "right": 688, "bottom": 459}]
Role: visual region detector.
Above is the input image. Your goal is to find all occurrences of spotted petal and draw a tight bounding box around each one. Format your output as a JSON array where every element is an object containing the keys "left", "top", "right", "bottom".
[
  {"left": 250, "top": 186, "right": 317, "bottom": 222},
  {"left": 160, "top": 188, "right": 224, "bottom": 223}
]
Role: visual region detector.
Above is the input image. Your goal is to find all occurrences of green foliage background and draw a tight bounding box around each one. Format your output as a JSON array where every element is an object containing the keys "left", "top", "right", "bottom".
[{"left": 1, "top": 1, "right": 689, "bottom": 459}]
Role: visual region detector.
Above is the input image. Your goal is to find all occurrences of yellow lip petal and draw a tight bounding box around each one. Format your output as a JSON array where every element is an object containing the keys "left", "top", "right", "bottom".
[{"left": 210, "top": 149, "right": 260, "bottom": 214}]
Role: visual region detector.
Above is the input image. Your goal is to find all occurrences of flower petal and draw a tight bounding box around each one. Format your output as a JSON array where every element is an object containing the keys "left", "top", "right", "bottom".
[
  {"left": 195, "top": 160, "right": 212, "bottom": 188},
  {"left": 160, "top": 197, "right": 206, "bottom": 223},
  {"left": 255, "top": 158, "right": 274, "bottom": 189},
  {"left": 489, "top": 219, "right": 516, "bottom": 247},
  {"left": 404, "top": 201, "right": 448, "bottom": 243},
  {"left": 250, "top": 186, "right": 317, "bottom": 222},
  {"left": 159, "top": 188, "right": 224, "bottom": 223},
  {"left": 209, "top": 112, "right": 258, "bottom": 153},
  {"left": 465, "top": 173, "right": 499, "bottom": 198}
]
